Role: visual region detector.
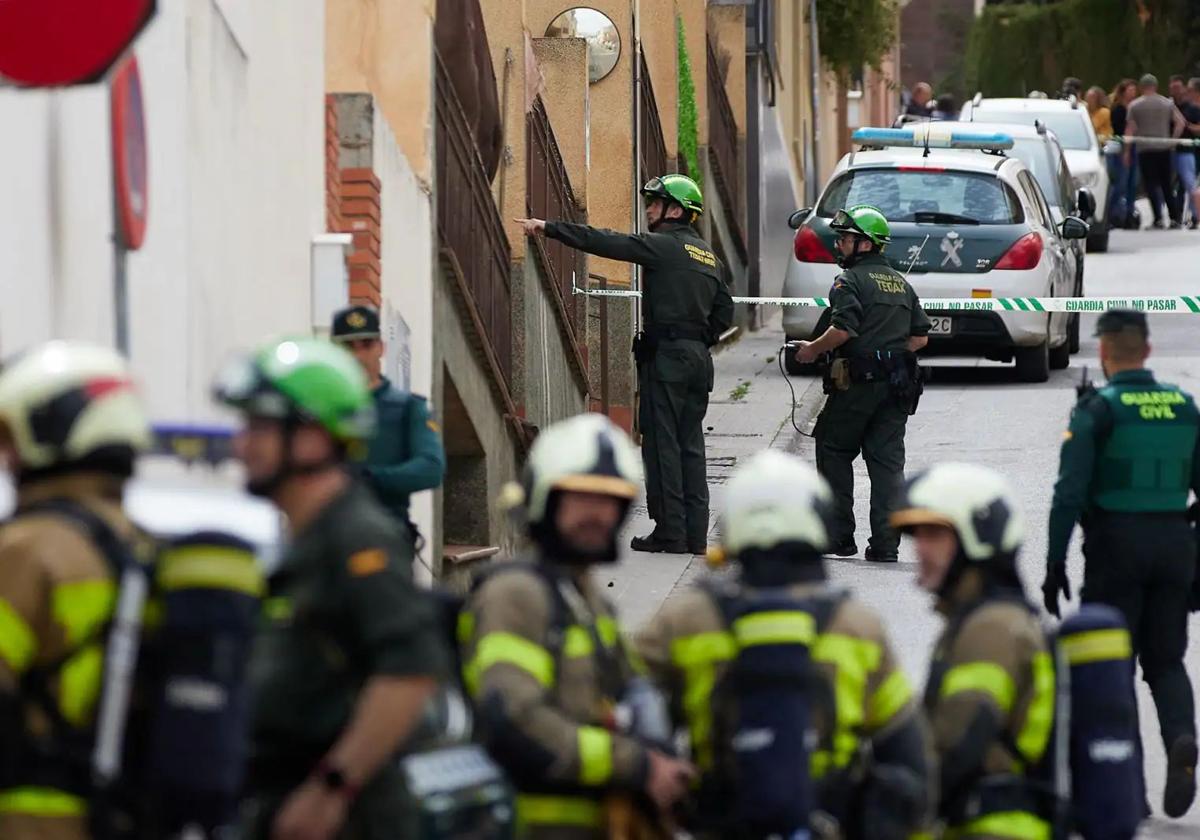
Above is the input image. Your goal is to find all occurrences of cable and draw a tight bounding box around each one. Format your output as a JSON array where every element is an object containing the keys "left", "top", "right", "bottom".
[{"left": 778, "top": 344, "right": 816, "bottom": 438}]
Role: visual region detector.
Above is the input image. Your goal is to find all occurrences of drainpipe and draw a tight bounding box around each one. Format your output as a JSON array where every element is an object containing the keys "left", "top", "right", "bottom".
[
  {"left": 744, "top": 3, "right": 763, "bottom": 318},
  {"left": 809, "top": 0, "right": 822, "bottom": 203}
]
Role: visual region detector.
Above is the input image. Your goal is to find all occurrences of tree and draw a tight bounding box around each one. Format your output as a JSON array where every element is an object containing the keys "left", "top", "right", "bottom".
[{"left": 814, "top": 0, "right": 900, "bottom": 81}]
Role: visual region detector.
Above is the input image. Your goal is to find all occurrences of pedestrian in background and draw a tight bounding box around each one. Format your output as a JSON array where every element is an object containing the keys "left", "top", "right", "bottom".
[
  {"left": 905, "top": 82, "right": 933, "bottom": 118},
  {"left": 331, "top": 305, "right": 445, "bottom": 557},
  {"left": 1127, "top": 73, "right": 1186, "bottom": 229},
  {"left": 1044, "top": 310, "right": 1200, "bottom": 820},
  {"left": 1109, "top": 78, "right": 1140, "bottom": 228},
  {"left": 1169, "top": 75, "right": 1200, "bottom": 228},
  {"left": 1086, "top": 86, "right": 1113, "bottom": 139},
  {"left": 517, "top": 174, "right": 734, "bottom": 555}
]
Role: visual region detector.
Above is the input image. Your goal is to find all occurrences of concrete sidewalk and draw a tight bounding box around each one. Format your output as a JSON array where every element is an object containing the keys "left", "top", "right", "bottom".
[{"left": 604, "top": 312, "right": 825, "bottom": 628}]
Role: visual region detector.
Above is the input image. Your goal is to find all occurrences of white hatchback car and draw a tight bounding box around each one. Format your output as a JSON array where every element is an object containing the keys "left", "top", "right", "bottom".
[
  {"left": 782, "top": 126, "right": 1090, "bottom": 383},
  {"left": 961, "top": 96, "right": 1110, "bottom": 251}
]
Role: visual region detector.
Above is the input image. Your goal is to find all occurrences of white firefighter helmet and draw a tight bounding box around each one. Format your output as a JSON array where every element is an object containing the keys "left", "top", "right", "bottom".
[
  {"left": 718, "top": 450, "right": 833, "bottom": 557},
  {"left": 0, "top": 341, "right": 152, "bottom": 471},
  {"left": 520, "top": 412, "right": 642, "bottom": 524},
  {"left": 890, "top": 462, "right": 1024, "bottom": 561}
]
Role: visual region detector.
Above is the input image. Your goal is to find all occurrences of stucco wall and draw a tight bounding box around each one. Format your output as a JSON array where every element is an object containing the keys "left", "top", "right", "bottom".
[
  {"left": 326, "top": 0, "right": 435, "bottom": 186},
  {"left": 532, "top": 37, "right": 590, "bottom": 208},
  {"left": 637, "top": 0, "right": 679, "bottom": 162},
  {"left": 0, "top": 0, "right": 326, "bottom": 424}
]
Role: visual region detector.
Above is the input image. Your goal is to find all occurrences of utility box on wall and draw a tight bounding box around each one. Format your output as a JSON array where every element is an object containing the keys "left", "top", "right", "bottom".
[{"left": 310, "top": 232, "right": 354, "bottom": 336}]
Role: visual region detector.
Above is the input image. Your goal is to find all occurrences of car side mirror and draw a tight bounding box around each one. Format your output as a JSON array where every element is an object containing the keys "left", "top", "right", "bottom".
[
  {"left": 788, "top": 208, "right": 813, "bottom": 230},
  {"left": 1061, "top": 216, "right": 1090, "bottom": 239},
  {"left": 1075, "top": 188, "right": 1096, "bottom": 219}
]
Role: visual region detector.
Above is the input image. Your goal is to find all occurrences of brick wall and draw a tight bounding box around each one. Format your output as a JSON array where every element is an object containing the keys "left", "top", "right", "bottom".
[{"left": 340, "top": 168, "right": 382, "bottom": 306}]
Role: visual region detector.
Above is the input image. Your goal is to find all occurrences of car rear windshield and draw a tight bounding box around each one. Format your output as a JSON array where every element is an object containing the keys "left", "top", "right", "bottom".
[
  {"left": 818, "top": 168, "right": 1024, "bottom": 224},
  {"left": 970, "top": 110, "right": 1092, "bottom": 150}
]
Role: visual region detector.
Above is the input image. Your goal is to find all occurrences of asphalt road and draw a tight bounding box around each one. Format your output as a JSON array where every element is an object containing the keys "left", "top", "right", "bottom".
[{"left": 777, "top": 225, "right": 1200, "bottom": 836}]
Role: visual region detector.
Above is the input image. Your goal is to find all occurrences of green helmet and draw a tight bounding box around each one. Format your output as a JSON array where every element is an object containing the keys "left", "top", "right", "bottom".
[
  {"left": 641, "top": 173, "right": 704, "bottom": 215},
  {"left": 830, "top": 204, "right": 891, "bottom": 246},
  {"left": 213, "top": 337, "right": 375, "bottom": 442}
]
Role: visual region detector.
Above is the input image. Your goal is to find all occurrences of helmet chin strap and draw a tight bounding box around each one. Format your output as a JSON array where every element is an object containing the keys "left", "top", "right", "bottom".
[{"left": 246, "top": 416, "right": 342, "bottom": 498}]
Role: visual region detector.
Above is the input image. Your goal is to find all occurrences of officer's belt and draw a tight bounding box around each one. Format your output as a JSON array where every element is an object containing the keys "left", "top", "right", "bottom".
[
  {"left": 837, "top": 351, "right": 907, "bottom": 384},
  {"left": 644, "top": 323, "right": 709, "bottom": 343}
]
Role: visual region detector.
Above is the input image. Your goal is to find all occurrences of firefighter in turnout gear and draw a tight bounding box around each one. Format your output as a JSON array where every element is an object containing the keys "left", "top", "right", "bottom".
[
  {"left": 635, "top": 450, "right": 934, "bottom": 839},
  {"left": 216, "top": 338, "right": 448, "bottom": 840},
  {"left": 1045, "top": 309, "right": 1200, "bottom": 819},
  {"left": 516, "top": 174, "right": 734, "bottom": 555},
  {"left": 892, "top": 463, "right": 1056, "bottom": 840},
  {"left": 0, "top": 342, "right": 153, "bottom": 840},
  {"left": 795, "top": 204, "right": 931, "bottom": 563},
  {"left": 459, "top": 413, "right": 695, "bottom": 839}
]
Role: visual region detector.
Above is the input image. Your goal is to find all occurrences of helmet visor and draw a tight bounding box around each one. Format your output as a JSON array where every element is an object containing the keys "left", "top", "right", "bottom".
[
  {"left": 830, "top": 209, "right": 864, "bottom": 235},
  {"left": 212, "top": 357, "right": 290, "bottom": 419}
]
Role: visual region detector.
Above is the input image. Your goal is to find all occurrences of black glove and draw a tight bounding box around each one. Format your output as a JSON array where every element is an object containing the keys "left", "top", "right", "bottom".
[{"left": 1042, "top": 563, "right": 1071, "bottom": 619}]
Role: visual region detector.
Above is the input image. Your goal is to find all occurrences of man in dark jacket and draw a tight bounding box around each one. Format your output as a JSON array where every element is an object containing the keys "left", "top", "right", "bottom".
[
  {"left": 516, "top": 174, "right": 734, "bottom": 555},
  {"left": 332, "top": 305, "right": 445, "bottom": 550}
]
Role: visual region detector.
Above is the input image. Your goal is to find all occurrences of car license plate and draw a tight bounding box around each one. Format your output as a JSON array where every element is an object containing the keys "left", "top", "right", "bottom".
[{"left": 928, "top": 316, "right": 953, "bottom": 336}]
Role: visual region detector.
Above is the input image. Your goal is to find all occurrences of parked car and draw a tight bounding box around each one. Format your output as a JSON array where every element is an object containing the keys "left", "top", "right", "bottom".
[
  {"left": 782, "top": 126, "right": 1089, "bottom": 383},
  {"left": 961, "top": 95, "right": 1110, "bottom": 252}
]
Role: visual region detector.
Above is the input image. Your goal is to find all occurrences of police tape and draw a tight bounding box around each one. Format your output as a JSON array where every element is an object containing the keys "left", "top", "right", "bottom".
[{"left": 572, "top": 288, "right": 1200, "bottom": 314}]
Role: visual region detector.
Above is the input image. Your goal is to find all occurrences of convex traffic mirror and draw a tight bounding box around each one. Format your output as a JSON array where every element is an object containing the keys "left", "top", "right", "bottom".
[{"left": 545, "top": 7, "right": 621, "bottom": 84}]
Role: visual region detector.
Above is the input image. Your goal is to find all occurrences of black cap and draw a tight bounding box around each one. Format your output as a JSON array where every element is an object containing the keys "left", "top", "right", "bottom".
[
  {"left": 1094, "top": 309, "right": 1148, "bottom": 337},
  {"left": 331, "top": 305, "right": 380, "bottom": 341}
]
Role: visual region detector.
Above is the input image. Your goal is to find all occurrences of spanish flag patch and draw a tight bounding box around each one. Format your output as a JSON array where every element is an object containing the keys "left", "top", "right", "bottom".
[{"left": 348, "top": 548, "right": 388, "bottom": 577}]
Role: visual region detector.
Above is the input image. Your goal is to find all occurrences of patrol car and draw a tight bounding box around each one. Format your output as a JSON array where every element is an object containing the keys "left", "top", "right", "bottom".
[
  {"left": 962, "top": 95, "right": 1110, "bottom": 252},
  {"left": 783, "top": 126, "right": 1089, "bottom": 383}
]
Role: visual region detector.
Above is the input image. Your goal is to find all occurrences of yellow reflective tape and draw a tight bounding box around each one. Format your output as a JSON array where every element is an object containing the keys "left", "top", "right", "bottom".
[
  {"left": 1060, "top": 628, "right": 1131, "bottom": 666},
  {"left": 951, "top": 810, "right": 1050, "bottom": 840},
  {"left": 1017, "top": 652, "right": 1055, "bottom": 764},
  {"left": 732, "top": 610, "right": 816, "bottom": 647},
  {"left": 0, "top": 786, "right": 86, "bottom": 816},
  {"left": 466, "top": 632, "right": 554, "bottom": 697},
  {"left": 51, "top": 579, "right": 115, "bottom": 646},
  {"left": 456, "top": 611, "right": 475, "bottom": 645},
  {"left": 0, "top": 599, "right": 36, "bottom": 673},
  {"left": 564, "top": 626, "right": 593, "bottom": 658},
  {"left": 596, "top": 615, "right": 619, "bottom": 648},
  {"left": 814, "top": 633, "right": 881, "bottom": 767},
  {"left": 941, "top": 662, "right": 1016, "bottom": 712},
  {"left": 578, "top": 726, "right": 613, "bottom": 786},
  {"left": 867, "top": 668, "right": 913, "bottom": 729},
  {"left": 58, "top": 645, "right": 104, "bottom": 725},
  {"left": 263, "top": 596, "right": 292, "bottom": 622},
  {"left": 670, "top": 631, "right": 736, "bottom": 770},
  {"left": 516, "top": 794, "right": 602, "bottom": 828},
  {"left": 158, "top": 546, "right": 263, "bottom": 597}
]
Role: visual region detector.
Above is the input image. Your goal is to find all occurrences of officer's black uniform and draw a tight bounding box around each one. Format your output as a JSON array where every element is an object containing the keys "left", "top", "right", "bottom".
[
  {"left": 1047, "top": 309, "right": 1200, "bottom": 815},
  {"left": 545, "top": 220, "right": 734, "bottom": 553},
  {"left": 813, "top": 252, "right": 930, "bottom": 560}
]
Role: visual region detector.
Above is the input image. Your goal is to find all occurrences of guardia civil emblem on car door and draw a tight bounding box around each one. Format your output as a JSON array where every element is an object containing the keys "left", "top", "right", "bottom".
[{"left": 940, "top": 231, "right": 963, "bottom": 268}]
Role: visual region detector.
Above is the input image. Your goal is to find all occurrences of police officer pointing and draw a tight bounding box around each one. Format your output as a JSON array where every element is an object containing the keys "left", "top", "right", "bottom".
[
  {"left": 1044, "top": 309, "right": 1200, "bottom": 819},
  {"left": 517, "top": 174, "right": 734, "bottom": 555},
  {"left": 795, "top": 205, "right": 931, "bottom": 562}
]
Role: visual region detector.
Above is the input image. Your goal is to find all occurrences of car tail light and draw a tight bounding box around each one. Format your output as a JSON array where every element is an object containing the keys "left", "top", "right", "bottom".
[
  {"left": 794, "top": 226, "right": 835, "bottom": 263},
  {"left": 994, "top": 232, "right": 1043, "bottom": 270}
]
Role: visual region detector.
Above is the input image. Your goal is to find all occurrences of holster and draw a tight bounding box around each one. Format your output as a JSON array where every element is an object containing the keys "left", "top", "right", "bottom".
[{"left": 826, "top": 358, "right": 851, "bottom": 393}]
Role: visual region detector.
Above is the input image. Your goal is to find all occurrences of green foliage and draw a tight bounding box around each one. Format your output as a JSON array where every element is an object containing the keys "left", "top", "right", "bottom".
[
  {"left": 677, "top": 17, "right": 702, "bottom": 192},
  {"left": 964, "top": 0, "right": 1200, "bottom": 97},
  {"left": 815, "top": 0, "right": 900, "bottom": 80}
]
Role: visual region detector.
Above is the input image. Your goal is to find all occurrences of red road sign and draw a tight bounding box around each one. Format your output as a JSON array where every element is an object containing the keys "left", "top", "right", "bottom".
[
  {"left": 111, "top": 56, "right": 148, "bottom": 250},
  {"left": 0, "top": 0, "right": 156, "bottom": 86}
]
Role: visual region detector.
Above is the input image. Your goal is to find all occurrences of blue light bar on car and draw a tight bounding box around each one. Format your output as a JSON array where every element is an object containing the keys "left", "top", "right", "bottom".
[{"left": 852, "top": 125, "right": 1014, "bottom": 151}]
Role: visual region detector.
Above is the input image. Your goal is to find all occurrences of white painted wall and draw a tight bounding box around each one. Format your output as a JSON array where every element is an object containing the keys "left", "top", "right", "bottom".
[
  {"left": 373, "top": 104, "right": 438, "bottom": 562},
  {"left": 0, "top": 0, "right": 326, "bottom": 424}
]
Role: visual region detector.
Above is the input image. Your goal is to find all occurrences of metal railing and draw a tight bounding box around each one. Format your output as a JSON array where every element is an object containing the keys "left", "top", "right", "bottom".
[
  {"left": 639, "top": 48, "right": 668, "bottom": 182},
  {"left": 435, "top": 53, "right": 513, "bottom": 389},
  {"left": 526, "top": 97, "right": 585, "bottom": 346},
  {"left": 707, "top": 36, "right": 743, "bottom": 228}
]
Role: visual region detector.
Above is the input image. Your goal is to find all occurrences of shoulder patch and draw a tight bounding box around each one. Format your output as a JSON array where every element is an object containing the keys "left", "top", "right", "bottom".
[
  {"left": 348, "top": 548, "right": 388, "bottom": 577},
  {"left": 1062, "top": 430, "right": 1073, "bottom": 441},
  {"left": 426, "top": 419, "right": 441, "bottom": 434}
]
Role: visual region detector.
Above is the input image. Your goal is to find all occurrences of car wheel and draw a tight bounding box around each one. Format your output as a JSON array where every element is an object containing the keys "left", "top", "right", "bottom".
[
  {"left": 1015, "top": 341, "right": 1050, "bottom": 383},
  {"left": 1087, "top": 226, "right": 1109, "bottom": 253},
  {"left": 1068, "top": 312, "right": 1081, "bottom": 354},
  {"left": 784, "top": 351, "right": 820, "bottom": 376},
  {"left": 1049, "top": 336, "right": 1071, "bottom": 370}
]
